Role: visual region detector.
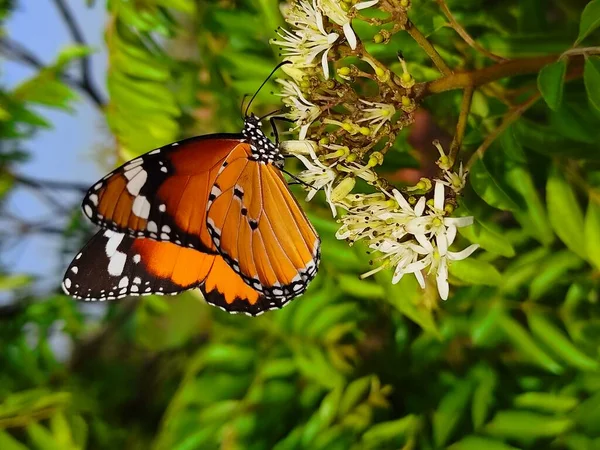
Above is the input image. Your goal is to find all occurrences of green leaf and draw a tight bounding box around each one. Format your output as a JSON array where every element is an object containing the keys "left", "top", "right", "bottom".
[
  {"left": 513, "top": 392, "right": 579, "bottom": 413},
  {"left": 528, "top": 312, "right": 600, "bottom": 371},
  {"left": 576, "top": 0, "right": 600, "bottom": 44},
  {"left": 528, "top": 250, "right": 585, "bottom": 300},
  {"left": 14, "top": 74, "right": 77, "bottom": 110},
  {"left": 585, "top": 199, "right": 600, "bottom": 269},
  {"left": 471, "top": 365, "right": 497, "bottom": 430},
  {"left": 448, "top": 436, "right": 520, "bottom": 450},
  {"left": 537, "top": 58, "right": 567, "bottom": 110},
  {"left": 0, "top": 274, "right": 33, "bottom": 291},
  {"left": 497, "top": 314, "right": 563, "bottom": 374},
  {"left": 547, "top": 166, "right": 587, "bottom": 259},
  {"left": 361, "top": 415, "right": 418, "bottom": 445},
  {"left": 433, "top": 379, "right": 474, "bottom": 448},
  {"left": 449, "top": 258, "right": 501, "bottom": 286},
  {"left": 485, "top": 410, "right": 573, "bottom": 440},
  {"left": 0, "top": 431, "right": 29, "bottom": 450},
  {"left": 572, "top": 391, "right": 600, "bottom": 435},
  {"left": 470, "top": 158, "right": 521, "bottom": 211},
  {"left": 584, "top": 56, "right": 600, "bottom": 113},
  {"left": 457, "top": 207, "right": 515, "bottom": 257},
  {"left": 55, "top": 44, "right": 94, "bottom": 70}
]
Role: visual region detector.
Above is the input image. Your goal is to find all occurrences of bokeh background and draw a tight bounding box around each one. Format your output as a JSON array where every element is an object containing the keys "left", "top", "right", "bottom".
[{"left": 2, "top": 0, "right": 600, "bottom": 449}]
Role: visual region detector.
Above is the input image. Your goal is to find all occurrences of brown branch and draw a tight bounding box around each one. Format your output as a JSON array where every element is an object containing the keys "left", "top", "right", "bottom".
[
  {"left": 465, "top": 92, "right": 541, "bottom": 171},
  {"left": 436, "top": 0, "right": 506, "bottom": 62},
  {"left": 0, "top": 37, "right": 104, "bottom": 108},
  {"left": 417, "top": 54, "right": 586, "bottom": 98},
  {"left": 406, "top": 21, "right": 452, "bottom": 76},
  {"left": 51, "top": 0, "right": 105, "bottom": 107},
  {"left": 449, "top": 85, "right": 473, "bottom": 167}
]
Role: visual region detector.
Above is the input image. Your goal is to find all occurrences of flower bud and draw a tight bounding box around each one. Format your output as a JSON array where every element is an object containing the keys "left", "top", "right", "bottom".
[
  {"left": 373, "top": 33, "right": 384, "bottom": 44},
  {"left": 331, "top": 176, "right": 356, "bottom": 202}
]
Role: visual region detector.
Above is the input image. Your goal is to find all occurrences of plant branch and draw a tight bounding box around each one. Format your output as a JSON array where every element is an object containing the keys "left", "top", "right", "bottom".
[
  {"left": 406, "top": 20, "right": 452, "bottom": 76},
  {"left": 0, "top": 37, "right": 105, "bottom": 108},
  {"left": 14, "top": 174, "right": 89, "bottom": 193},
  {"left": 449, "top": 85, "right": 473, "bottom": 167},
  {"left": 436, "top": 0, "right": 506, "bottom": 62},
  {"left": 465, "top": 92, "right": 541, "bottom": 171},
  {"left": 418, "top": 54, "right": 586, "bottom": 97},
  {"left": 51, "top": 0, "right": 103, "bottom": 106}
]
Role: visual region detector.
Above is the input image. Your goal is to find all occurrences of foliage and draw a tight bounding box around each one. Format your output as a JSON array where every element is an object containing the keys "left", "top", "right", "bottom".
[{"left": 1, "top": 0, "right": 600, "bottom": 449}]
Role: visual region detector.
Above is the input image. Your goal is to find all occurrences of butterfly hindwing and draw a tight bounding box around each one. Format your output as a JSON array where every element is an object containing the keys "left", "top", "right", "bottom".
[
  {"left": 62, "top": 231, "right": 214, "bottom": 300},
  {"left": 82, "top": 135, "right": 247, "bottom": 253},
  {"left": 62, "top": 231, "right": 280, "bottom": 316}
]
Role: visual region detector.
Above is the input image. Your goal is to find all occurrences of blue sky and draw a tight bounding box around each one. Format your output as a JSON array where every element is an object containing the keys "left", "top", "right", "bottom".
[{"left": 4, "top": 0, "right": 108, "bottom": 292}]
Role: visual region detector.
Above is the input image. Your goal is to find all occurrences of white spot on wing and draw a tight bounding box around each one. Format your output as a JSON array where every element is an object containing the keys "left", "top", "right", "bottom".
[
  {"left": 64, "top": 278, "right": 71, "bottom": 289},
  {"left": 147, "top": 221, "right": 158, "bottom": 233},
  {"left": 118, "top": 276, "right": 129, "bottom": 288},
  {"left": 133, "top": 254, "right": 141, "bottom": 263},
  {"left": 84, "top": 205, "right": 93, "bottom": 217},
  {"left": 89, "top": 194, "right": 99, "bottom": 206},
  {"left": 132, "top": 196, "right": 151, "bottom": 219},
  {"left": 105, "top": 232, "right": 125, "bottom": 256},
  {"left": 159, "top": 204, "right": 166, "bottom": 212},
  {"left": 108, "top": 251, "right": 127, "bottom": 276},
  {"left": 126, "top": 170, "right": 147, "bottom": 196}
]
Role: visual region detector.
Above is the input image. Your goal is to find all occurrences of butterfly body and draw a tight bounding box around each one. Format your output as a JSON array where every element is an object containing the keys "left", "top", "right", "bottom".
[{"left": 64, "top": 114, "right": 320, "bottom": 315}]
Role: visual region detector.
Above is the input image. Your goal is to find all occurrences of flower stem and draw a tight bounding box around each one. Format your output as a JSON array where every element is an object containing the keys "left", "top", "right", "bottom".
[
  {"left": 405, "top": 20, "right": 452, "bottom": 76},
  {"left": 449, "top": 85, "right": 474, "bottom": 168},
  {"left": 465, "top": 92, "right": 541, "bottom": 171},
  {"left": 435, "top": 0, "right": 506, "bottom": 62},
  {"left": 421, "top": 55, "right": 561, "bottom": 96}
]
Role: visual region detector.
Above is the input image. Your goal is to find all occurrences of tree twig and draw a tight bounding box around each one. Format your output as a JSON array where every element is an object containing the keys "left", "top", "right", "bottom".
[
  {"left": 0, "top": 37, "right": 105, "bottom": 108},
  {"left": 465, "top": 92, "right": 541, "bottom": 171},
  {"left": 449, "top": 85, "right": 474, "bottom": 167},
  {"left": 418, "top": 54, "right": 585, "bottom": 97},
  {"left": 406, "top": 20, "right": 452, "bottom": 76},
  {"left": 14, "top": 174, "right": 89, "bottom": 193},
  {"left": 51, "top": 0, "right": 100, "bottom": 101},
  {"left": 436, "top": 0, "right": 506, "bottom": 62}
]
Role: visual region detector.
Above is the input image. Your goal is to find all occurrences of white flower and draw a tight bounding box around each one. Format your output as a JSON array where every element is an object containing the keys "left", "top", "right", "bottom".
[
  {"left": 338, "top": 182, "right": 479, "bottom": 301},
  {"left": 280, "top": 139, "right": 319, "bottom": 156},
  {"left": 275, "top": 79, "right": 321, "bottom": 139},
  {"left": 271, "top": 0, "right": 339, "bottom": 79},
  {"left": 317, "top": 0, "right": 379, "bottom": 50},
  {"left": 293, "top": 143, "right": 338, "bottom": 216},
  {"left": 356, "top": 99, "right": 396, "bottom": 134},
  {"left": 438, "top": 162, "right": 468, "bottom": 194}
]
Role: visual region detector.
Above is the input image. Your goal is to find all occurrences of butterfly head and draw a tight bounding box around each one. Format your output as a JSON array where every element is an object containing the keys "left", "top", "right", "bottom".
[{"left": 243, "top": 114, "right": 284, "bottom": 168}]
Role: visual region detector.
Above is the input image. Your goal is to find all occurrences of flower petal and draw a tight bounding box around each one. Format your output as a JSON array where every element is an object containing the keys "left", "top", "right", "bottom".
[
  {"left": 414, "top": 196, "right": 426, "bottom": 216},
  {"left": 434, "top": 181, "right": 445, "bottom": 211},
  {"left": 354, "top": 0, "right": 380, "bottom": 10},
  {"left": 321, "top": 50, "right": 330, "bottom": 79},
  {"left": 343, "top": 22, "right": 357, "bottom": 49},
  {"left": 447, "top": 244, "right": 479, "bottom": 261},
  {"left": 446, "top": 224, "right": 457, "bottom": 246},
  {"left": 413, "top": 269, "right": 426, "bottom": 289},
  {"left": 436, "top": 258, "right": 449, "bottom": 300},
  {"left": 444, "top": 216, "right": 474, "bottom": 228},
  {"left": 437, "top": 229, "right": 448, "bottom": 256},
  {"left": 393, "top": 189, "right": 412, "bottom": 211}
]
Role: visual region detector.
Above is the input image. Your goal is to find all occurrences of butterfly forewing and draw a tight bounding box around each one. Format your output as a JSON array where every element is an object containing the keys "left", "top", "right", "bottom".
[{"left": 82, "top": 135, "right": 246, "bottom": 253}]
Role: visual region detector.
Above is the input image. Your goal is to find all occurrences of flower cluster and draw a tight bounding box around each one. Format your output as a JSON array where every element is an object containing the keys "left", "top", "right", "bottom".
[{"left": 273, "top": 0, "right": 479, "bottom": 301}]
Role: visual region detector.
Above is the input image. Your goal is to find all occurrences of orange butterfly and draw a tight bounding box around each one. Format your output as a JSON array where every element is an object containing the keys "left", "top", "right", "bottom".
[{"left": 63, "top": 112, "right": 320, "bottom": 316}]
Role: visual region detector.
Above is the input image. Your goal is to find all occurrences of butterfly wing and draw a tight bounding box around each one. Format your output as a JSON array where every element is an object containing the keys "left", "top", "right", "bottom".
[
  {"left": 206, "top": 153, "right": 320, "bottom": 305},
  {"left": 62, "top": 230, "right": 214, "bottom": 300},
  {"left": 82, "top": 135, "right": 244, "bottom": 253},
  {"left": 63, "top": 231, "right": 276, "bottom": 316}
]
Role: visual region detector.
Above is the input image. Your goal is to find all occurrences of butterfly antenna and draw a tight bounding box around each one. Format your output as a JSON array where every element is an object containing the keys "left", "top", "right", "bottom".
[
  {"left": 240, "top": 94, "right": 251, "bottom": 119},
  {"left": 281, "top": 168, "right": 317, "bottom": 191},
  {"left": 245, "top": 60, "right": 292, "bottom": 117}
]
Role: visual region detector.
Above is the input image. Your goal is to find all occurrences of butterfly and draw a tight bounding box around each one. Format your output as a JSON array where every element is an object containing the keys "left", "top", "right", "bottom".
[{"left": 63, "top": 87, "right": 321, "bottom": 315}]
